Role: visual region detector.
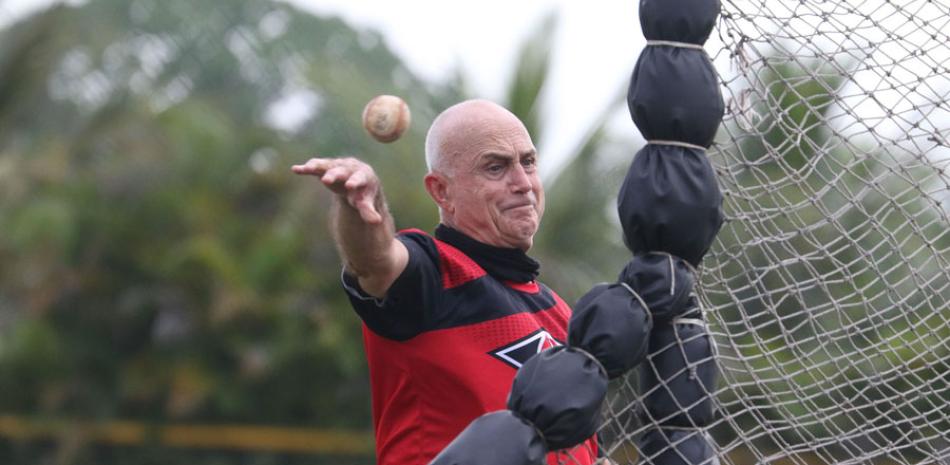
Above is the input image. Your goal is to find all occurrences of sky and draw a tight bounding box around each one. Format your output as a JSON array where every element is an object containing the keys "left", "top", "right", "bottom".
[{"left": 0, "top": 0, "right": 646, "bottom": 178}]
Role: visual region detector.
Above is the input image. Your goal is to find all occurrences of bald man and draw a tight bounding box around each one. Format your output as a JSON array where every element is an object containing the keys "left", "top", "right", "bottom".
[{"left": 293, "top": 100, "right": 597, "bottom": 465}]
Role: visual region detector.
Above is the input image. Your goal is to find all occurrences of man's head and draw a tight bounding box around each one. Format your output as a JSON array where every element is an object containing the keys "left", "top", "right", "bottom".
[{"left": 423, "top": 100, "right": 544, "bottom": 251}]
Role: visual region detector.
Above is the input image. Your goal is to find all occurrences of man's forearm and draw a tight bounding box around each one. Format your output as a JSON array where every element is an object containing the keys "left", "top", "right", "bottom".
[{"left": 331, "top": 189, "right": 397, "bottom": 279}]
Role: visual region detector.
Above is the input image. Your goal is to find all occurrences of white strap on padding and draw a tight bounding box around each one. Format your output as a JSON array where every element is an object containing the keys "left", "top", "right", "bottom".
[
  {"left": 647, "top": 139, "right": 707, "bottom": 151},
  {"left": 569, "top": 346, "right": 609, "bottom": 379},
  {"left": 646, "top": 39, "right": 706, "bottom": 50},
  {"left": 618, "top": 282, "right": 650, "bottom": 314},
  {"left": 672, "top": 317, "right": 708, "bottom": 329}
]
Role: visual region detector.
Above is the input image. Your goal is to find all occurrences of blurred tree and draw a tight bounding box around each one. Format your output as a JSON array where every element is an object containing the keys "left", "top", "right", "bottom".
[
  {"left": 0, "top": 0, "right": 464, "bottom": 463},
  {"left": 0, "top": 1, "right": 631, "bottom": 464}
]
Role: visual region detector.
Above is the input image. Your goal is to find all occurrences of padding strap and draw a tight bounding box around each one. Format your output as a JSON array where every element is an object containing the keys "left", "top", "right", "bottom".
[
  {"left": 646, "top": 40, "right": 706, "bottom": 50},
  {"left": 647, "top": 139, "right": 707, "bottom": 151}
]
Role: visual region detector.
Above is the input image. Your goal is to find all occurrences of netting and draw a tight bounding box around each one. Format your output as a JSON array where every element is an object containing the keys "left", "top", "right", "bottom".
[{"left": 602, "top": 1, "right": 950, "bottom": 464}]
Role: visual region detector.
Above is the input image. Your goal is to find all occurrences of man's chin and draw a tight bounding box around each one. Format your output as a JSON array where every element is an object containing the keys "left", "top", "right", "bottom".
[{"left": 502, "top": 223, "right": 538, "bottom": 250}]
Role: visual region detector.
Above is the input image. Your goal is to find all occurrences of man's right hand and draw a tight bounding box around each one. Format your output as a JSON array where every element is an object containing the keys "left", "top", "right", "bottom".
[
  {"left": 292, "top": 157, "right": 383, "bottom": 224},
  {"left": 292, "top": 156, "right": 408, "bottom": 298}
]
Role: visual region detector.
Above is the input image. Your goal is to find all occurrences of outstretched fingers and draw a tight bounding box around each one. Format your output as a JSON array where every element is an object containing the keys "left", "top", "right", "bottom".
[
  {"left": 353, "top": 190, "right": 383, "bottom": 224},
  {"left": 293, "top": 157, "right": 383, "bottom": 224},
  {"left": 321, "top": 165, "right": 351, "bottom": 189},
  {"left": 345, "top": 170, "right": 370, "bottom": 190},
  {"left": 344, "top": 170, "right": 382, "bottom": 223},
  {"left": 291, "top": 158, "right": 332, "bottom": 176}
]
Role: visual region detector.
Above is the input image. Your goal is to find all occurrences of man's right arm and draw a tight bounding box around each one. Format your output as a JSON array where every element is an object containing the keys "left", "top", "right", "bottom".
[{"left": 292, "top": 157, "right": 408, "bottom": 298}]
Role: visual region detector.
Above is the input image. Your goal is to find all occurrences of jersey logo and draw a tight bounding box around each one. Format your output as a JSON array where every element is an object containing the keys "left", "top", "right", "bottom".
[{"left": 489, "top": 328, "right": 563, "bottom": 369}]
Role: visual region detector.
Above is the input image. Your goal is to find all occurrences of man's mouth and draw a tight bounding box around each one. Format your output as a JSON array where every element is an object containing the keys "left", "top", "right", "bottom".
[{"left": 503, "top": 202, "right": 535, "bottom": 212}]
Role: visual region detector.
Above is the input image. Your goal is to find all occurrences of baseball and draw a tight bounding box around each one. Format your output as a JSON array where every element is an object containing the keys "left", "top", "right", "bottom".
[{"left": 361, "top": 95, "right": 411, "bottom": 143}]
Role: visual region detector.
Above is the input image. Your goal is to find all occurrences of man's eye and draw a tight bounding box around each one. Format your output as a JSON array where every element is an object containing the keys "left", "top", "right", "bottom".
[{"left": 487, "top": 164, "right": 505, "bottom": 173}]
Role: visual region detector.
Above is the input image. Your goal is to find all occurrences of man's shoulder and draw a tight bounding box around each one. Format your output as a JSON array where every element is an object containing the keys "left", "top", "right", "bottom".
[
  {"left": 398, "top": 228, "right": 487, "bottom": 290},
  {"left": 394, "top": 228, "right": 440, "bottom": 268}
]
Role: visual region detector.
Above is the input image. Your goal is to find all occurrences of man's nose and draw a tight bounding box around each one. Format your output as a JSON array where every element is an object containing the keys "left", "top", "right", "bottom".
[{"left": 508, "top": 164, "right": 532, "bottom": 193}]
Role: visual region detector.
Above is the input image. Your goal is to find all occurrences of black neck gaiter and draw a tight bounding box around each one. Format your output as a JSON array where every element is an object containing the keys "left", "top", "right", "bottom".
[{"left": 434, "top": 224, "right": 540, "bottom": 283}]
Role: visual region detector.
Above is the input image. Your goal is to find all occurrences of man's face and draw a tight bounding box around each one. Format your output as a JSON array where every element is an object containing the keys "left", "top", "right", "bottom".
[{"left": 438, "top": 113, "right": 545, "bottom": 251}]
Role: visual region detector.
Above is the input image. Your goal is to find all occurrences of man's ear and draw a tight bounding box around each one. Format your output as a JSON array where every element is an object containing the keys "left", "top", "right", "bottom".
[{"left": 424, "top": 172, "right": 452, "bottom": 213}]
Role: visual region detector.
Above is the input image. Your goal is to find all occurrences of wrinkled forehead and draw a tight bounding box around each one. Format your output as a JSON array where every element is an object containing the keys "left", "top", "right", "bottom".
[{"left": 435, "top": 104, "right": 535, "bottom": 169}]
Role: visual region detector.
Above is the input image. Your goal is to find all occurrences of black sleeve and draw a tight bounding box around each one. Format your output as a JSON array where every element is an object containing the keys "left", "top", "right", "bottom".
[{"left": 340, "top": 231, "right": 442, "bottom": 341}]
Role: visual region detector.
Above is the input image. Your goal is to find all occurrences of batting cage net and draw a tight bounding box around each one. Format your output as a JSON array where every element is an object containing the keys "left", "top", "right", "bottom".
[{"left": 602, "top": 1, "right": 950, "bottom": 464}]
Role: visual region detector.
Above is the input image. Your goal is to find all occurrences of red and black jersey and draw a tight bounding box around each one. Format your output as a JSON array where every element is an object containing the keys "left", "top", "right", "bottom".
[{"left": 342, "top": 229, "right": 598, "bottom": 465}]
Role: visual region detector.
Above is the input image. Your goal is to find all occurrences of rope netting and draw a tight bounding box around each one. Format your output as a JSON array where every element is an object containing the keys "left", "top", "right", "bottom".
[{"left": 601, "top": 1, "right": 950, "bottom": 464}]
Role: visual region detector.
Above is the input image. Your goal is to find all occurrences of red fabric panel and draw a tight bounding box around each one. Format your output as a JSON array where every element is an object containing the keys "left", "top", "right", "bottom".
[{"left": 363, "top": 303, "right": 596, "bottom": 465}]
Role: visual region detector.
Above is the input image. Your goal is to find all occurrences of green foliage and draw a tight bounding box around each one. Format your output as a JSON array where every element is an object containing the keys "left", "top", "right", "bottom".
[
  {"left": 0, "top": 3, "right": 634, "bottom": 462},
  {"left": 0, "top": 1, "right": 634, "bottom": 461},
  {"left": 0, "top": 0, "right": 463, "bottom": 462}
]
